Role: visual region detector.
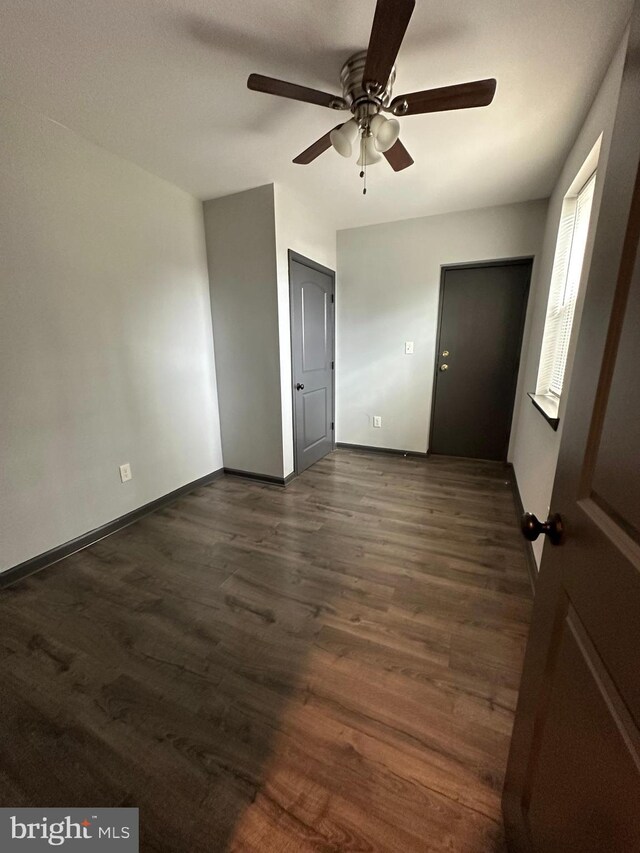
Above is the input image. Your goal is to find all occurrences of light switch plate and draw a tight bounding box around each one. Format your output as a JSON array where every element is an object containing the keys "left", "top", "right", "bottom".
[
  {"left": 119, "top": 463, "right": 132, "bottom": 483},
  {"left": 405, "top": 341, "right": 414, "bottom": 354},
  {"left": 373, "top": 416, "right": 382, "bottom": 428}
]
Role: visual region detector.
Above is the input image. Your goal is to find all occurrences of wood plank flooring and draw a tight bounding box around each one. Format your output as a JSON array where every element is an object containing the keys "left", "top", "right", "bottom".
[{"left": 0, "top": 449, "right": 533, "bottom": 852}]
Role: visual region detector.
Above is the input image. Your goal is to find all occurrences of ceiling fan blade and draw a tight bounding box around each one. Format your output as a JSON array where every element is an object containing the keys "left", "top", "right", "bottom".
[
  {"left": 247, "top": 74, "right": 347, "bottom": 110},
  {"left": 383, "top": 138, "right": 414, "bottom": 171},
  {"left": 389, "top": 78, "right": 497, "bottom": 116},
  {"left": 293, "top": 125, "right": 343, "bottom": 164},
  {"left": 363, "top": 0, "right": 416, "bottom": 95}
]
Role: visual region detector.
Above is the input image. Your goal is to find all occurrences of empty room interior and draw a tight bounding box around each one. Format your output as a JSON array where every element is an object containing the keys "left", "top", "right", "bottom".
[{"left": 2, "top": 0, "right": 640, "bottom": 850}]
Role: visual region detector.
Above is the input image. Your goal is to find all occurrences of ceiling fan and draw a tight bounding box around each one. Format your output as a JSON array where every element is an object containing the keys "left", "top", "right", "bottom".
[{"left": 247, "top": 0, "right": 496, "bottom": 192}]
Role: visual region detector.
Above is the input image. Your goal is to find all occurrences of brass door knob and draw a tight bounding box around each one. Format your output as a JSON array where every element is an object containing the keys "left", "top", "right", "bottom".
[{"left": 440, "top": 364, "right": 449, "bottom": 371}]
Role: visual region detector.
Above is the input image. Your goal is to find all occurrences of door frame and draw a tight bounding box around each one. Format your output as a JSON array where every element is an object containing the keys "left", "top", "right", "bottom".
[
  {"left": 428, "top": 256, "right": 534, "bottom": 460},
  {"left": 288, "top": 249, "right": 336, "bottom": 476}
]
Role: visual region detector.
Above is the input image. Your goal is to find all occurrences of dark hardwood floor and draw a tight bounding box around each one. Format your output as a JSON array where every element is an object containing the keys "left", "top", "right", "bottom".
[{"left": 0, "top": 449, "right": 533, "bottom": 852}]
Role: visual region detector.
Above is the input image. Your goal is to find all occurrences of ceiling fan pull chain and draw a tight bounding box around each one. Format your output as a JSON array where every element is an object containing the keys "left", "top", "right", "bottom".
[
  {"left": 359, "top": 130, "right": 368, "bottom": 195},
  {"left": 364, "top": 121, "right": 368, "bottom": 194}
]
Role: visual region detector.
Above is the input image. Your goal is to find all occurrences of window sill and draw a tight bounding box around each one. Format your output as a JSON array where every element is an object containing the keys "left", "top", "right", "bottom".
[{"left": 528, "top": 392, "right": 560, "bottom": 431}]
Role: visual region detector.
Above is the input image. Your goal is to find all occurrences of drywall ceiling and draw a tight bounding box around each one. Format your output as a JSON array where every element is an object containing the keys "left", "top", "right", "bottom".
[{"left": 0, "top": 0, "right": 632, "bottom": 229}]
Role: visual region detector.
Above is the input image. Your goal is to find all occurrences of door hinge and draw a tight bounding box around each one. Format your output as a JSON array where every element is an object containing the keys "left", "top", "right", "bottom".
[
  {"left": 331, "top": 422, "right": 334, "bottom": 430},
  {"left": 331, "top": 361, "right": 334, "bottom": 369},
  {"left": 331, "top": 294, "right": 334, "bottom": 303}
]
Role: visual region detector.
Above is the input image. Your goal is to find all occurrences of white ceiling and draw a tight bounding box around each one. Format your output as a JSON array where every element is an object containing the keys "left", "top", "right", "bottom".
[{"left": 0, "top": 0, "right": 632, "bottom": 230}]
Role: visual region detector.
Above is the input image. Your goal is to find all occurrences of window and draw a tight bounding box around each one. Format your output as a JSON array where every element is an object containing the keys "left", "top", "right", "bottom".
[
  {"left": 530, "top": 142, "right": 600, "bottom": 429},
  {"left": 537, "top": 171, "right": 597, "bottom": 398}
]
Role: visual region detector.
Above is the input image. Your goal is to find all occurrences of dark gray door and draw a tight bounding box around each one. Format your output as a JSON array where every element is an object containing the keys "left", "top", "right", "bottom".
[
  {"left": 290, "top": 254, "right": 335, "bottom": 473},
  {"left": 430, "top": 261, "right": 531, "bottom": 461}
]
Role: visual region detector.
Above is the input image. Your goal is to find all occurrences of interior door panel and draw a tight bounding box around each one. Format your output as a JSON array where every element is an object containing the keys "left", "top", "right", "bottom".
[
  {"left": 430, "top": 262, "right": 531, "bottom": 460},
  {"left": 290, "top": 255, "right": 335, "bottom": 473}
]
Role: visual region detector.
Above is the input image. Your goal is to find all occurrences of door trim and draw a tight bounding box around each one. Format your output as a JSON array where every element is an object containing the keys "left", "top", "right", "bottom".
[
  {"left": 428, "top": 256, "right": 534, "bottom": 460},
  {"left": 288, "top": 250, "right": 336, "bottom": 476}
]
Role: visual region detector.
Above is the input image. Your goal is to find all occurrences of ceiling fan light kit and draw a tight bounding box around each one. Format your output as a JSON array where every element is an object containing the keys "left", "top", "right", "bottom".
[{"left": 247, "top": 0, "right": 497, "bottom": 194}]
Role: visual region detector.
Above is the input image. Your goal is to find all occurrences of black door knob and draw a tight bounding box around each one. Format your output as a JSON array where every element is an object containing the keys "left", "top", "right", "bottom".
[
  {"left": 521, "top": 512, "right": 564, "bottom": 546},
  {"left": 296, "top": 383, "right": 305, "bottom": 391}
]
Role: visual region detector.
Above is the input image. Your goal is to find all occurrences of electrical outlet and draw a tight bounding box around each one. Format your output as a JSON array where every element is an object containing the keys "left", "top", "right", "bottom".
[
  {"left": 119, "top": 463, "right": 132, "bottom": 483},
  {"left": 405, "top": 341, "right": 414, "bottom": 354},
  {"left": 373, "top": 416, "right": 382, "bottom": 428}
]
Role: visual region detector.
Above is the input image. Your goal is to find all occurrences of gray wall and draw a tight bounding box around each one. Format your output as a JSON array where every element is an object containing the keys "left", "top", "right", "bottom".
[
  {"left": 336, "top": 200, "right": 548, "bottom": 453},
  {"left": 274, "top": 183, "right": 337, "bottom": 476},
  {"left": 0, "top": 97, "right": 223, "bottom": 573},
  {"left": 203, "top": 185, "right": 284, "bottom": 478},
  {"left": 203, "top": 182, "right": 337, "bottom": 479},
  {"left": 509, "top": 29, "right": 628, "bottom": 565}
]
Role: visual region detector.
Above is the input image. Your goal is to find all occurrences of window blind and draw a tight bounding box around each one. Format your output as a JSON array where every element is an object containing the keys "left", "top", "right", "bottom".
[{"left": 537, "top": 171, "right": 596, "bottom": 397}]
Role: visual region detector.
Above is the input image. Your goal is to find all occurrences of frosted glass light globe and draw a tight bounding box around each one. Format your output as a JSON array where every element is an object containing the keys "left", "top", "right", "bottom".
[{"left": 330, "top": 119, "right": 359, "bottom": 158}]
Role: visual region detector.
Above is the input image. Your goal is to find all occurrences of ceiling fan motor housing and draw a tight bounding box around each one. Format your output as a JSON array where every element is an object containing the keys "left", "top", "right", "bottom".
[{"left": 340, "top": 50, "right": 396, "bottom": 115}]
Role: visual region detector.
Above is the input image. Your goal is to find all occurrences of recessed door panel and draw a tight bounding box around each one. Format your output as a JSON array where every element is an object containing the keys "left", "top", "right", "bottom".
[
  {"left": 591, "top": 260, "right": 640, "bottom": 537},
  {"left": 302, "top": 284, "right": 329, "bottom": 373},
  {"left": 302, "top": 387, "right": 328, "bottom": 449},
  {"left": 524, "top": 606, "right": 640, "bottom": 852}
]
